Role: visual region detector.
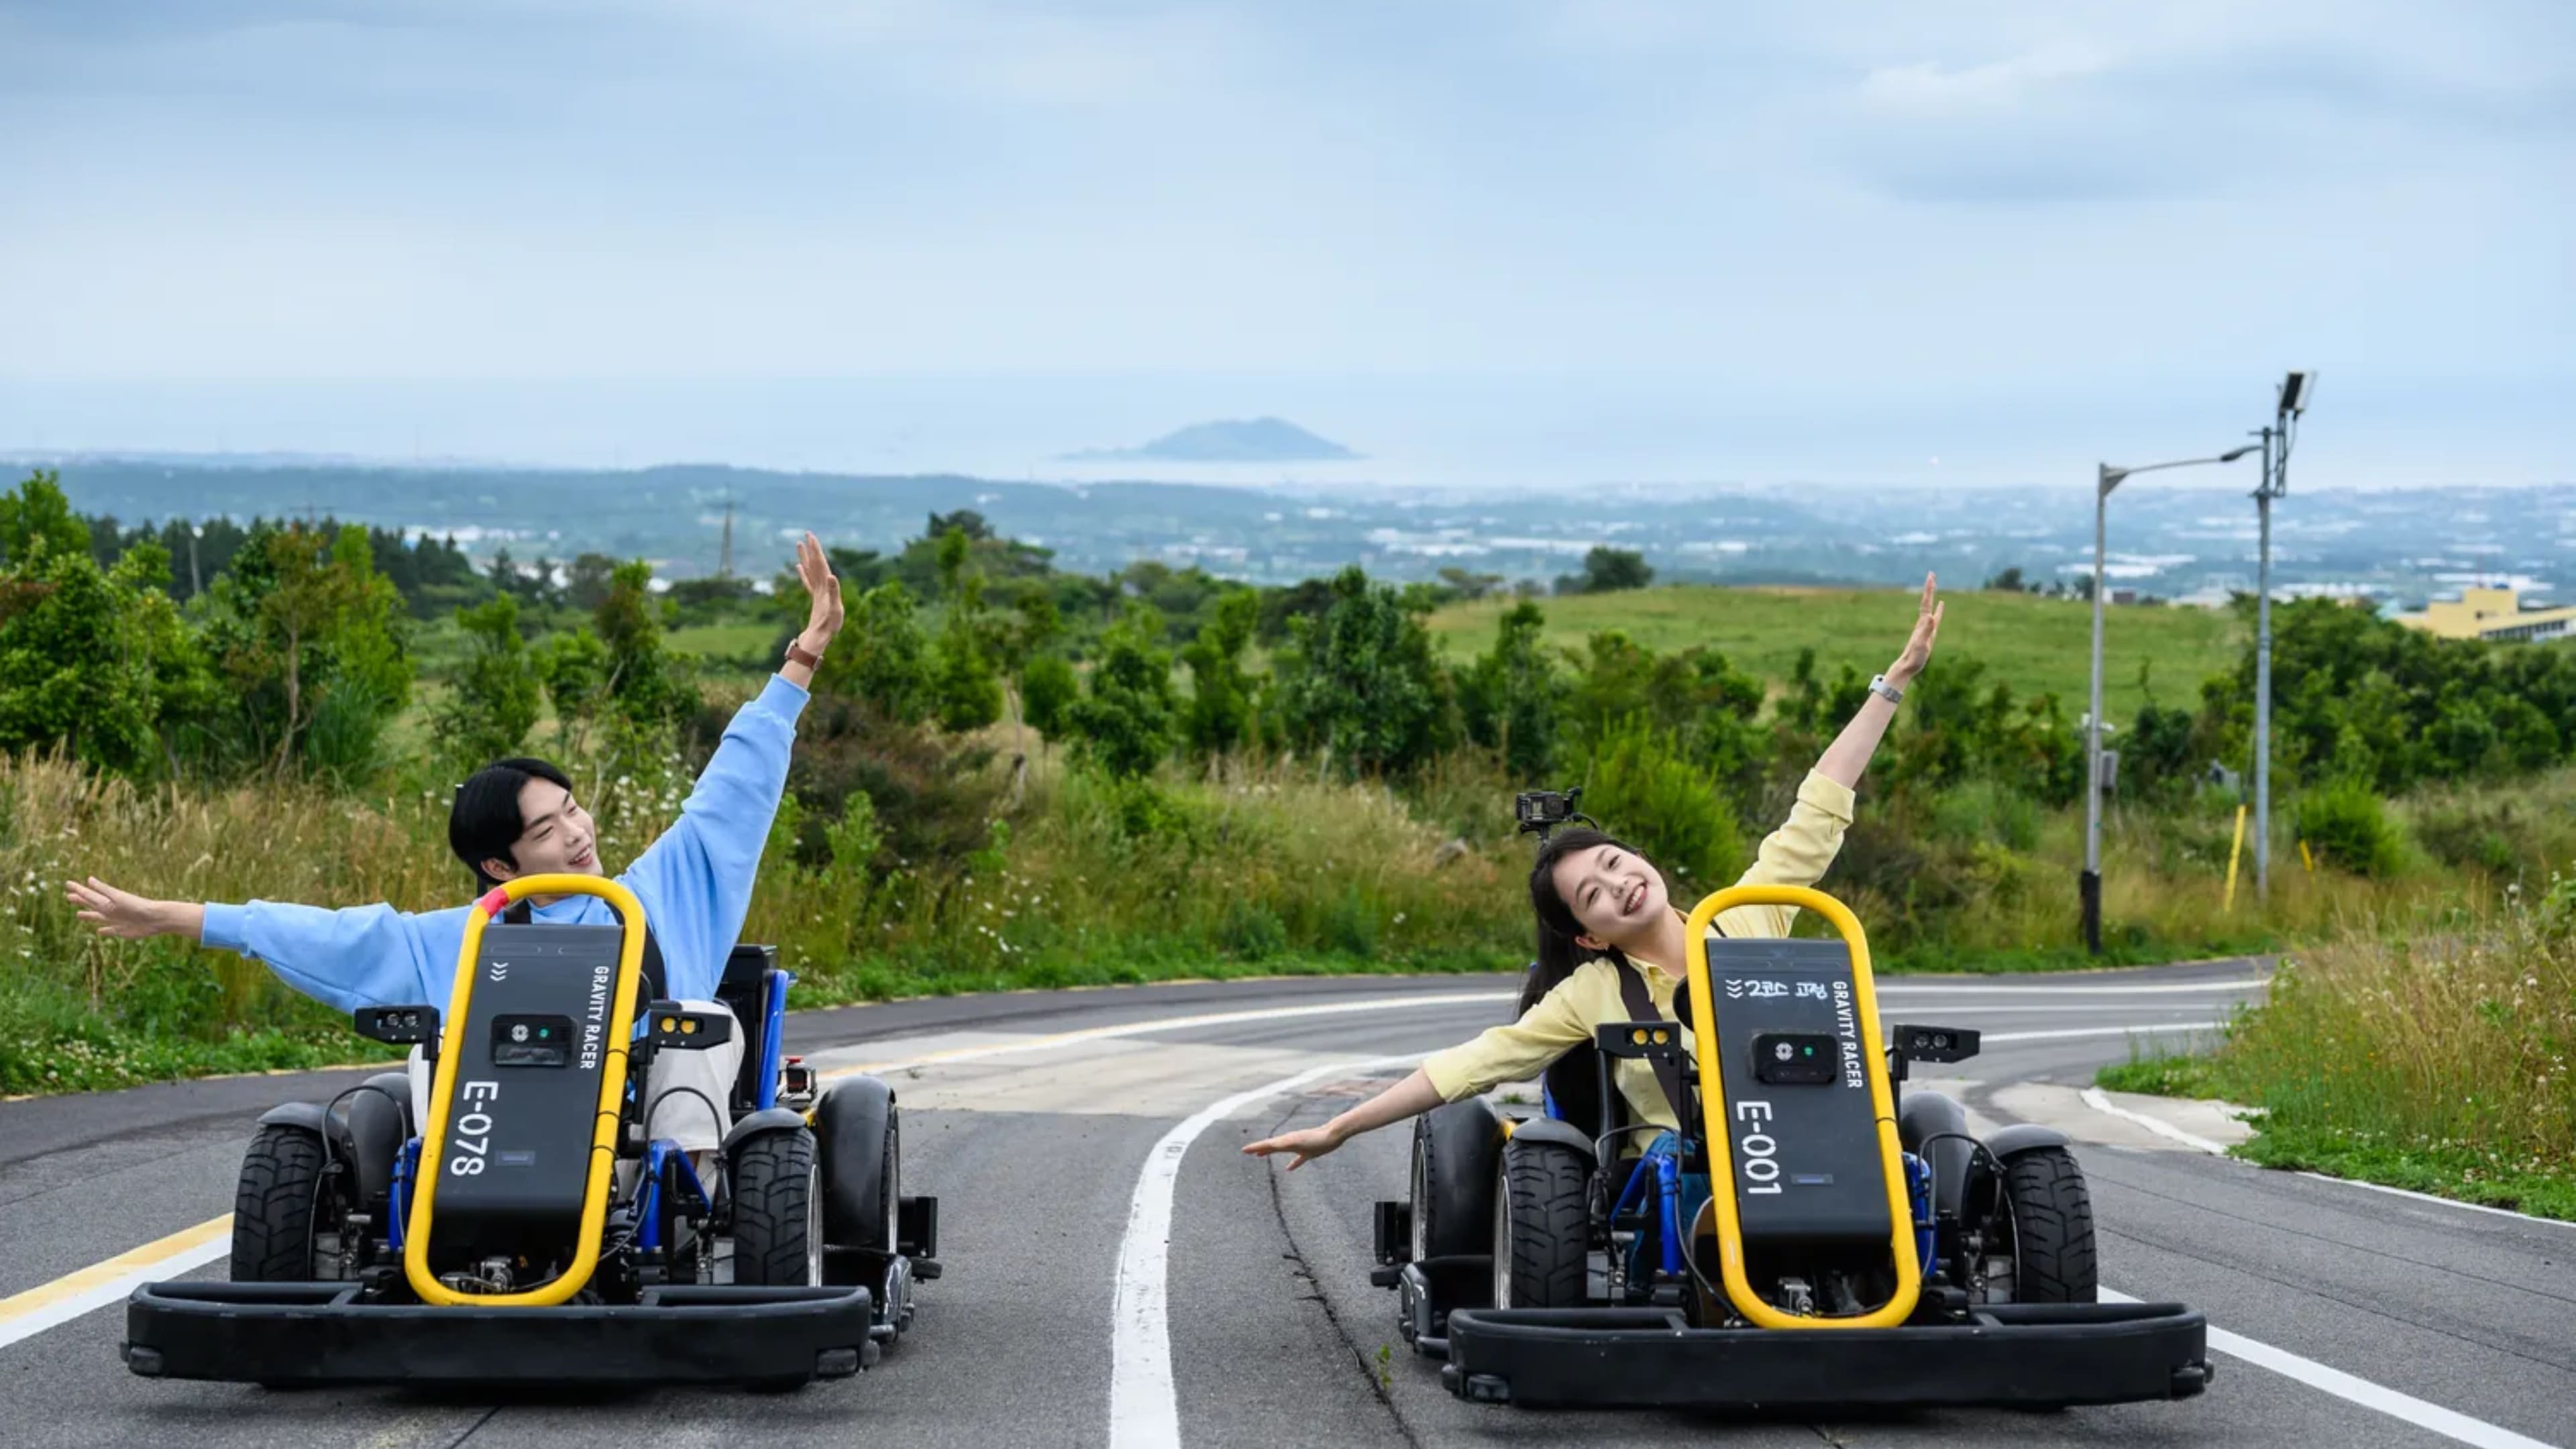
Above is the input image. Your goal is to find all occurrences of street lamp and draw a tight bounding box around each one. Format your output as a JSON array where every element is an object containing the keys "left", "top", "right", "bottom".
[
  {"left": 2084, "top": 445, "right": 2257, "bottom": 953},
  {"left": 2250, "top": 370, "right": 2314, "bottom": 904}
]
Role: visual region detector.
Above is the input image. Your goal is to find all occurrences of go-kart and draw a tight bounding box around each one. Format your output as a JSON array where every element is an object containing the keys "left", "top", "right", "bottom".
[
  {"left": 121, "top": 875, "right": 940, "bottom": 1391},
  {"left": 1369, "top": 884, "right": 2213, "bottom": 1410}
]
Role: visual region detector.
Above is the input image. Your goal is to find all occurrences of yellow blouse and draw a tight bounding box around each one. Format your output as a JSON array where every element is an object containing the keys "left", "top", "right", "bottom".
[{"left": 1419, "top": 769, "right": 1857, "bottom": 1133}]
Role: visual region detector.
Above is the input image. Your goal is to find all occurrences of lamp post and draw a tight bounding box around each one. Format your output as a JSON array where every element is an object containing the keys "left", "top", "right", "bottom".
[
  {"left": 2085, "top": 446, "right": 2257, "bottom": 953},
  {"left": 2250, "top": 370, "right": 2315, "bottom": 903}
]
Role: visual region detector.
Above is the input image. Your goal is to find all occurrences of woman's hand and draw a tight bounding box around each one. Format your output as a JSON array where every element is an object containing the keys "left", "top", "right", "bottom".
[
  {"left": 1886, "top": 572, "right": 1943, "bottom": 688},
  {"left": 1242, "top": 1123, "right": 1348, "bottom": 1171},
  {"left": 64, "top": 877, "right": 191, "bottom": 941},
  {"left": 794, "top": 531, "right": 844, "bottom": 655}
]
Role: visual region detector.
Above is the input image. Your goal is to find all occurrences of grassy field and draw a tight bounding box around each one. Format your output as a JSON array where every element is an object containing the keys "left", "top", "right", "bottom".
[
  {"left": 665, "top": 621, "right": 779, "bottom": 663},
  {"left": 1428, "top": 585, "right": 2244, "bottom": 721}
]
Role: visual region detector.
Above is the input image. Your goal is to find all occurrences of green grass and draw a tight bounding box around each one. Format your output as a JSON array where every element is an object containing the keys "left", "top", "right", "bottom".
[
  {"left": 1428, "top": 585, "right": 2243, "bottom": 720},
  {"left": 665, "top": 622, "right": 778, "bottom": 661},
  {"left": 2094, "top": 1050, "right": 2231, "bottom": 1099}
]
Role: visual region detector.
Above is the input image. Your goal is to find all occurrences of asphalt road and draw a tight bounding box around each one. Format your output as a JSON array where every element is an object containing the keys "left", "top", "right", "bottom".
[{"left": 3, "top": 960, "right": 2571, "bottom": 1449}]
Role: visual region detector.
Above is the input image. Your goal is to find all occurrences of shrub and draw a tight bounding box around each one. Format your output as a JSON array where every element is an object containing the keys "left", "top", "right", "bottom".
[
  {"left": 2296, "top": 780, "right": 2404, "bottom": 878},
  {"left": 1928, "top": 779, "right": 2042, "bottom": 853},
  {"left": 1582, "top": 718, "right": 1744, "bottom": 892}
]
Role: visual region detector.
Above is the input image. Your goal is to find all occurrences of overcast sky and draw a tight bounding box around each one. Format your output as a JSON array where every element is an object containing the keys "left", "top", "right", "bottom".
[{"left": 2, "top": 1, "right": 2568, "bottom": 487}]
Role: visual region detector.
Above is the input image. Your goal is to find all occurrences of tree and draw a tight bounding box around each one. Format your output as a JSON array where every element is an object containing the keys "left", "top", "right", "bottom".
[
  {"left": 1067, "top": 612, "right": 1176, "bottom": 778},
  {"left": 1179, "top": 589, "right": 1258, "bottom": 760},
  {"left": 1983, "top": 566, "right": 2029, "bottom": 592},
  {"left": 1458, "top": 600, "right": 1564, "bottom": 780},
  {"left": 434, "top": 592, "right": 543, "bottom": 767},
  {"left": 1269, "top": 566, "right": 1454, "bottom": 777},
  {"left": 594, "top": 559, "right": 688, "bottom": 729},
  {"left": 926, "top": 533, "right": 1004, "bottom": 732},
  {"left": 566, "top": 553, "right": 619, "bottom": 612},
  {"left": 197, "top": 523, "right": 412, "bottom": 778},
  {"left": 1558, "top": 546, "right": 1653, "bottom": 596},
  {"left": 1019, "top": 652, "right": 1079, "bottom": 759},
  {"left": 814, "top": 581, "right": 932, "bottom": 724},
  {"left": 0, "top": 479, "right": 193, "bottom": 774}
]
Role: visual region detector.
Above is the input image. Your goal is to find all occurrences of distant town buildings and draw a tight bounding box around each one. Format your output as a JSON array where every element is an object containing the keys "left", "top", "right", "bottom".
[{"left": 2398, "top": 586, "right": 2575, "bottom": 644}]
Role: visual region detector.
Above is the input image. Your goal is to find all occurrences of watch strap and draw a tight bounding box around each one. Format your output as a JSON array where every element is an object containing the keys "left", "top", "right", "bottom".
[
  {"left": 785, "top": 639, "right": 823, "bottom": 670},
  {"left": 1868, "top": 673, "right": 1904, "bottom": 705}
]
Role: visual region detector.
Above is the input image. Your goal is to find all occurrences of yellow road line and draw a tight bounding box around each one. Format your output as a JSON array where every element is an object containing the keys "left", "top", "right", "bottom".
[{"left": 0, "top": 1214, "right": 232, "bottom": 1344}]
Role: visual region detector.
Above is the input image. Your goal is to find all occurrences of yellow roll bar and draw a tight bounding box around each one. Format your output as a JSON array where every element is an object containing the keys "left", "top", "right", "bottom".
[
  {"left": 1682, "top": 884, "right": 1921, "bottom": 1329},
  {"left": 403, "top": 873, "right": 650, "bottom": 1308}
]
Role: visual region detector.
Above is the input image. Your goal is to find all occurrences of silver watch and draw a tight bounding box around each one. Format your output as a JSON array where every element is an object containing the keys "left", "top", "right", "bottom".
[{"left": 1868, "top": 673, "right": 1904, "bottom": 706}]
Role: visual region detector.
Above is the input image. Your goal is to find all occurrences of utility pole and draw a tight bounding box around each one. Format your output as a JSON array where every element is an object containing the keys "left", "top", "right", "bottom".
[{"left": 2250, "top": 371, "right": 2314, "bottom": 904}]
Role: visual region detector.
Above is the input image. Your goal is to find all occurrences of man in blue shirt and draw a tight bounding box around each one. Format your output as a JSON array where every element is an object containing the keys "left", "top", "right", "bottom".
[{"left": 65, "top": 532, "right": 847, "bottom": 1160}]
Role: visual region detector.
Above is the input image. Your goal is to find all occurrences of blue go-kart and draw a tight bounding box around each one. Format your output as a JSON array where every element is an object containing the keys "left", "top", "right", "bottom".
[{"left": 121, "top": 875, "right": 939, "bottom": 1391}]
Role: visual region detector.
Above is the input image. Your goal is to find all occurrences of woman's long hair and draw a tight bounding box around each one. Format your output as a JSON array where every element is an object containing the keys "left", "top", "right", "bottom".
[{"left": 1520, "top": 826, "right": 1643, "bottom": 1014}]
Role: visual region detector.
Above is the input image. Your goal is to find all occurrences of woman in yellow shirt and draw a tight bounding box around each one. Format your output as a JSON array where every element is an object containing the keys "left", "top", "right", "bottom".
[{"left": 1244, "top": 574, "right": 1943, "bottom": 1168}]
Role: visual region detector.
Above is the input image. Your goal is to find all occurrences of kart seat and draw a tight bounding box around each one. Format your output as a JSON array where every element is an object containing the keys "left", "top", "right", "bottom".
[{"left": 713, "top": 944, "right": 780, "bottom": 1114}]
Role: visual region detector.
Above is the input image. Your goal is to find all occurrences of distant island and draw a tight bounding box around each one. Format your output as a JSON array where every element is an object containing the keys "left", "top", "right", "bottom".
[{"left": 1065, "top": 417, "right": 1360, "bottom": 464}]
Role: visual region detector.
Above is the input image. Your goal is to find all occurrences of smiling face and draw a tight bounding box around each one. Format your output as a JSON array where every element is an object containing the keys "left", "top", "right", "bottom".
[
  {"left": 1548, "top": 839, "right": 1670, "bottom": 951},
  {"left": 484, "top": 776, "right": 599, "bottom": 883}
]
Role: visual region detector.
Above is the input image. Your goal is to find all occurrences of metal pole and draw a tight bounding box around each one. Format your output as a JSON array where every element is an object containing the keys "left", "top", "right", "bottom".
[
  {"left": 2084, "top": 464, "right": 2111, "bottom": 955},
  {"left": 2253, "top": 429, "right": 2275, "bottom": 902}
]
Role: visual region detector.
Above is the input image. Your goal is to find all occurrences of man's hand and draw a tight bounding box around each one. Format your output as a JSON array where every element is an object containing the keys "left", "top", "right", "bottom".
[
  {"left": 794, "top": 531, "right": 843, "bottom": 655},
  {"left": 1886, "top": 572, "right": 1943, "bottom": 688},
  {"left": 64, "top": 877, "right": 193, "bottom": 941},
  {"left": 1241, "top": 1123, "right": 1348, "bottom": 1171}
]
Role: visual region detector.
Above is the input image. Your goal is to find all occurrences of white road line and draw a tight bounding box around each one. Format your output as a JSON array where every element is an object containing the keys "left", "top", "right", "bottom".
[
  {"left": 0, "top": 1218, "right": 232, "bottom": 1352},
  {"left": 2081, "top": 1085, "right": 2233, "bottom": 1155},
  {"left": 2099, "top": 1289, "right": 2561, "bottom": 1448},
  {"left": 2295, "top": 1173, "right": 2576, "bottom": 1232},
  {"left": 1107, "top": 1053, "right": 1419, "bottom": 1449},
  {"left": 820, "top": 991, "right": 1513, "bottom": 1081},
  {"left": 1980, "top": 1022, "right": 2225, "bottom": 1043},
  {"left": 1879, "top": 978, "right": 2267, "bottom": 995}
]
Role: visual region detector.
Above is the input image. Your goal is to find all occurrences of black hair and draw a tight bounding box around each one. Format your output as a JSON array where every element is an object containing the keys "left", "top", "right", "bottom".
[
  {"left": 448, "top": 757, "right": 575, "bottom": 892},
  {"left": 1520, "top": 826, "right": 1644, "bottom": 1014}
]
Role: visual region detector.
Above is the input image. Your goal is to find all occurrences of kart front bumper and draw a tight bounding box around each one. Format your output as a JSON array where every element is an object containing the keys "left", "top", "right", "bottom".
[
  {"left": 123, "top": 1281, "right": 879, "bottom": 1388},
  {"left": 1440, "top": 1300, "right": 2213, "bottom": 1409}
]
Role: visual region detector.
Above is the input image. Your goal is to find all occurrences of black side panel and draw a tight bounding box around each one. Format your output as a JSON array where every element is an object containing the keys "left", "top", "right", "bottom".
[
  {"left": 342, "top": 1073, "right": 411, "bottom": 1210},
  {"left": 1899, "top": 1089, "right": 1975, "bottom": 1220},
  {"left": 812, "top": 1076, "right": 896, "bottom": 1252}
]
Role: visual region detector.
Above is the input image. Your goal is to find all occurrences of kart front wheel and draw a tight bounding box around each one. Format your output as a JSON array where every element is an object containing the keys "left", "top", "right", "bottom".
[
  {"left": 1998, "top": 1146, "right": 2098, "bottom": 1303},
  {"left": 231, "top": 1124, "right": 327, "bottom": 1283},
  {"left": 732, "top": 1128, "right": 823, "bottom": 1287}
]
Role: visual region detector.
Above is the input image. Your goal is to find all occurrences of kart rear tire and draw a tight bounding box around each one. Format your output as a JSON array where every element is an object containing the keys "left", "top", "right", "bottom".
[
  {"left": 1493, "top": 1138, "right": 1589, "bottom": 1309},
  {"left": 2002, "top": 1146, "right": 2097, "bottom": 1303},
  {"left": 1409, "top": 1099, "right": 1504, "bottom": 1261},
  {"left": 231, "top": 1124, "right": 326, "bottom": 1283},
  {"left": 733, "top": 1128, "right": 823, "bottom": 1288}
]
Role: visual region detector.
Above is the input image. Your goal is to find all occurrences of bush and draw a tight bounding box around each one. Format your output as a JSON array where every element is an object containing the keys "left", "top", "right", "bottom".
[
  {"left": 1582, "top": 718, "right": 1744, "bottom": 892},
  {"left": 1927, "top": 779, "right": 2042, "bottom": 853},
  {"left": 2296, "top": 780, "right": 2405, "bottom": 877}
]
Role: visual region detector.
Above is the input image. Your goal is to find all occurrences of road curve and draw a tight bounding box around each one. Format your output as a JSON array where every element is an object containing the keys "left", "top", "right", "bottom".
[{"left": 3, "top": 961, "right": 2570, "bottom": 1449}]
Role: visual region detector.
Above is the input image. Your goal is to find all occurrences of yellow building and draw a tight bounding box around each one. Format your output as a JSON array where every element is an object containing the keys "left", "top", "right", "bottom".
[{"left": 2402, "top": 586, "right": 2576, "bottom": 643}]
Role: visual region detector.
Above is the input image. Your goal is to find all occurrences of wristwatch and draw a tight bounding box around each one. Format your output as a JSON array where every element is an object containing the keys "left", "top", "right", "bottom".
[
  {"left": 784, "top": 639, "right": 824, "bottom": 670},
  {"left": 1868, "top": 673, "right": 1904, "bottom": 706}
]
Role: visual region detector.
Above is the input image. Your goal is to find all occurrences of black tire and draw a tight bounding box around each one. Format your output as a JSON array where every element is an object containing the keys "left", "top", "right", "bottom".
[
  {"left": 2001, "top": 1147, "right": 2097, "bottom": 1303},
  {"left": 732, "top": 1129, "right": 822, "bottom": 1287},
  {"left": 1493, "top": 1138, "right": 1589, "bottom": 1309},
  {"left": 231, "top": 1125, "right": 326, "bottom": 1283},
  {"left": 1409, "top": 1099, "right": 1504, "bottom": 1260},
  {"left": 814, "top": 1078, "right": 897, "bottom": 1257}
]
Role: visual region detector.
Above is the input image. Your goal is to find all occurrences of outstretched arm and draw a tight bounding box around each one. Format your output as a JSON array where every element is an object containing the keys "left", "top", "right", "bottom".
[
  {"left": 1243, "top": 973, "right": 1593, "bottom": 1169},
  {"left": 65, "top": 877, "right": 453, "bottom": 1014}
]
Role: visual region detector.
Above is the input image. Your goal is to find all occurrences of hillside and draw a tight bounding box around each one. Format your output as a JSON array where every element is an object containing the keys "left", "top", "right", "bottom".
[
  {"left": 1065, "top": 417, "right": 1358, "bottom": 462},
  {"left": 1426, "top": 584, "right": 2244, "bottom": 722}
]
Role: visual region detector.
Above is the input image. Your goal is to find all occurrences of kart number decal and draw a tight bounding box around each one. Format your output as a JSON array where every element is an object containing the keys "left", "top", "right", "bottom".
[
  {"left": 1734, "top": 1099, "right": 1783, "bottom": 1195},
  {"left": 449, "top": 1079, "right": 499, "bottom": 1177}
]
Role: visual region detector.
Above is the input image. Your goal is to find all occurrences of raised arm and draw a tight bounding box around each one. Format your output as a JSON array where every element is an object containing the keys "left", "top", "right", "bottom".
[
  {"left": 619, "top": 531, "right": 840, "bottom": 997},
  {"left": 1715, "top": 574, "right": 1941, "bottom": 938}
]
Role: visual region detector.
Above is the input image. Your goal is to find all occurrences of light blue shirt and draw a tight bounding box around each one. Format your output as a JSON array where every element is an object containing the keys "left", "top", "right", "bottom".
[{"left": 201, "top": 674, "right": 810, "bottom": 1013}]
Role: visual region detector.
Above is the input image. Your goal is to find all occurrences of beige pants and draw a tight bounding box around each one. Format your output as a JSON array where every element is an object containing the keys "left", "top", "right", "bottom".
[{"left": 405, "top": 998, "right": 744, "bottom": 1154}]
